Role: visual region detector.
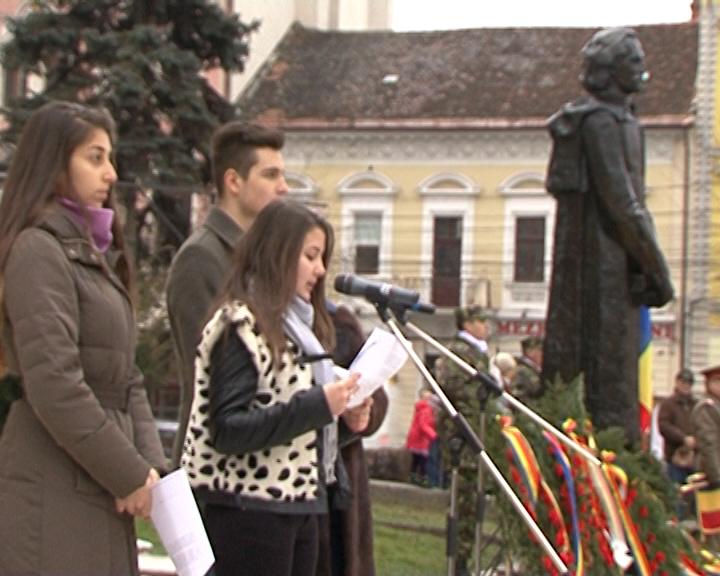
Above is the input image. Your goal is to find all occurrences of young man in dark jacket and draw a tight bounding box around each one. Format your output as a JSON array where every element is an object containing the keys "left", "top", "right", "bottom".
[{"left": 166, "top": 122, "right": 288, "bottom": 467}]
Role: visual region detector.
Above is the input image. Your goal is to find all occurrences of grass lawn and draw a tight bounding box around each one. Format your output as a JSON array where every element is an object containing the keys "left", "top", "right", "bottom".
[
  {"left": 135, "top": 518, "right": 167, "bottom": 556},
  {"left": 137, "top": 498, "right": 448, "bottom": 569},
  {"left": 373, "top": 499, "right": 446, "bottom": 576},
  {"left": 136, "top": 491, "right": 503, "bottom": 574},
  {"left": 374, "top": 523, "right": 446, "bottom": 575}
]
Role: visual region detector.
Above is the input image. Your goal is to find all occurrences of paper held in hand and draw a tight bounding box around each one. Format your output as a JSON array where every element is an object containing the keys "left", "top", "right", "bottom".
[
  {"left": 150, "top": 468, "right": 215, "bottom": 576},
  {"left": 334, "top": 327, "right": 409, "bottom": 409}
]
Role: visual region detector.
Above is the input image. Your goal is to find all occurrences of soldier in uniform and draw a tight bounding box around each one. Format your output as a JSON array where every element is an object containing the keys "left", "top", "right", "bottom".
[
  {"left": 692, "top": 365, "right": 720, "bottom": 551},
  {"left": 511, "top": 336, "right": 544, "bottom": 402},
  {"left": 438, "top": 305, "right": 490, "bottom": 575}
]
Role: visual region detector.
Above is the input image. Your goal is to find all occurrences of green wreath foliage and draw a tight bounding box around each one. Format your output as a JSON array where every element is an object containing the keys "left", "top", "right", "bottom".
[{"left": 481, "top": 376, "right": 699, "bottom": 575}]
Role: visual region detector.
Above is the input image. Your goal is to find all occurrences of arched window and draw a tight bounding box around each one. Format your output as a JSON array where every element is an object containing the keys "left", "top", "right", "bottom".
[
  {"left": 286, "top": 171, "right": 319, "bottom": 203},
  {"left": 337, "top": 170, "right": 397, "bottom": 277}
]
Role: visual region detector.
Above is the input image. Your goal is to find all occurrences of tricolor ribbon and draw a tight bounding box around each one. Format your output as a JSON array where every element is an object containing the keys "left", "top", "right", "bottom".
[
  {"left": 563, "top": 419, "right": 632, "bottom": 571},
  {"left": 501, "top": 423, "right": 541, "bottom": 508},
  {"left": 544, "top": 431, "right": 584, "bottom": 576},
  {"left": 500, "top": 420, "right": 573, "bottom": 574},
  {"left": 601, "top": 454, "right": 652, "bottom": 576}
]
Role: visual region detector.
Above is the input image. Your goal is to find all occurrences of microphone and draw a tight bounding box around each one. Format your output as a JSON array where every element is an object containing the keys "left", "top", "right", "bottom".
[{"left": 334, "top": 274, "right": 435, "bottom": 314}]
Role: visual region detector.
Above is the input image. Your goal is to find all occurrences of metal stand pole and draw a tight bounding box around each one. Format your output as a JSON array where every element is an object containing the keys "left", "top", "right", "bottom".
[
  {"left": 404, "top": 320, "right": 601, "bottom": 467},
  {"left": 446, "top": 436, "right": 464, "bottom": 576},
  {"left": 379, "top": 307, "right": 569, "bottom": 575},
  {"left": 473, "top": 389, "right": 489, "bottom": 575},
  {"left": 402, "top": 318, "right": 635, "bottom": 568}
]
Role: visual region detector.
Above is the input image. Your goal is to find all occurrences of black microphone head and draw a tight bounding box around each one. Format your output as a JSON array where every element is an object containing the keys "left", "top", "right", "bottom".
[
  {"left": 411, "top": 301, "right": 436, "bottom": 315},
  {"left": 334, "top": 273, "right": 353, "bottom": 294}
]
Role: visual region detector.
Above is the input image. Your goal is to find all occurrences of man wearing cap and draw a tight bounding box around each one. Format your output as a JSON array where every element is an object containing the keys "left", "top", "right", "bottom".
[
  {"left": 437, "top": 305, "right": 490, "bottom": 575},
  {"left": 511, "top": 336, "right": 544, "bottom": 402},
  {"left": 658, "top": 368, "right": 697, "bottom": 487},
  {"left": 692, "top": 365, "right": 720, "bottom": 550}
]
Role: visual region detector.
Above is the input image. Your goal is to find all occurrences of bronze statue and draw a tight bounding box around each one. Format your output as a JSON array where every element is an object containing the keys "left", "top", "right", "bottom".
[{"left": 542, "top": 27, "right": 674, "bottom": 444}]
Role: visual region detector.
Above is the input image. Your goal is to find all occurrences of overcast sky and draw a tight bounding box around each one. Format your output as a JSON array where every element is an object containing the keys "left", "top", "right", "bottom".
[{"left": 392, "top": 0, "right": 693, "bottom": 30}]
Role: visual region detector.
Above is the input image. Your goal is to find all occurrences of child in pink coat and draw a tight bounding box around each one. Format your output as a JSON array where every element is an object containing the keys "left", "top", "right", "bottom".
[{"left": 406, "top": 389, "right": 438, "bottom": 486}]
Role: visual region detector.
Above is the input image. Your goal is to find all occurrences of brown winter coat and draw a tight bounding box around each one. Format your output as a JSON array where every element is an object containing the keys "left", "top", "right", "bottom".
[
  {"left": 317, "top": 388, "right": 389, "bottom": 576},
  {"left": 316, "top": 305, "right": 389, "bottom": 576},
  {"left": 658, "top": 391, "right": 697, "bottom": 463},
  {"left": 0, "top": 207, "right": 166, "bottom": 576}
]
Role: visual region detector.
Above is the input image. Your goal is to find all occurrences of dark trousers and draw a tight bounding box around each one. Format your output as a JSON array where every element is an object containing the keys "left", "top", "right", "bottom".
[
  {"left": 204, "top": 504, "right": 320, "bottom": 576},
  {"left": 410, "top": 452, "right": 428, "bottom": 481}
]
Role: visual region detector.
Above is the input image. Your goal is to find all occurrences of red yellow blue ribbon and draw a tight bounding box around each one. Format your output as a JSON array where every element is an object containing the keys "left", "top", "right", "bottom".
[
  {"left": 544, "top": 431, "right": 584, "bottom": 576},
  {"left": 601, "top": 457, "right": 652, "bottom": 576},
  {"left": 500, "top": 420, "right": 573, "bottom": 574}
]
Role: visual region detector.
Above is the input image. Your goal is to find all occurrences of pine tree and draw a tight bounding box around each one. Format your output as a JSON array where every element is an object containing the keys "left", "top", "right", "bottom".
[
  {"left": 1, "top": 0, "right": 257, "bottom": 253},
  {"left": 0, "top": 1, "right": 259, "bottom": 423}
]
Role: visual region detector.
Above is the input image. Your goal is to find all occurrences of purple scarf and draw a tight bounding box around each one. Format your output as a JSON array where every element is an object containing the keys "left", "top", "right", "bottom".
[{"left": 57, "top": 197, "right": 114, "bottom": 253}]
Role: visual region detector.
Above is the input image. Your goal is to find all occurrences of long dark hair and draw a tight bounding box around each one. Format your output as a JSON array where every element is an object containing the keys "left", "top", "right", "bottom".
[
  {"left": 223, "top": 200, "right": 335, "bottom": 361},
  {"left": 0, "top": 101, "right": 132, "bottom": 296}
]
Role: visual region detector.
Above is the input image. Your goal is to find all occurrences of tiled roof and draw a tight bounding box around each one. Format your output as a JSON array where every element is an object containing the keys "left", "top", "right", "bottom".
[{"left": 238, "top": 22, "right": 698, "bottom": 129}]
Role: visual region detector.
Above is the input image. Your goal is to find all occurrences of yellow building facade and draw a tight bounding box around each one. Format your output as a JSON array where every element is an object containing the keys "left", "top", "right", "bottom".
[
  {"left": 236, "top": 20, "right": 699, "bottom": 447},
  {"left": 281, "top": 125, "right": 690, "bottom": 446}
]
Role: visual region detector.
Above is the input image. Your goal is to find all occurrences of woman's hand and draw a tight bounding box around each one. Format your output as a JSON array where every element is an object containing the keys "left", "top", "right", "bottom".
[
  {"left": 324, "top": 372, "right": 361, "bottom": 417},
  {"left": 342, "top": 397, "right": 374, "bottom": 433},
  {"left": 115, "top": 468, "right": 160, "bottom": 519}
]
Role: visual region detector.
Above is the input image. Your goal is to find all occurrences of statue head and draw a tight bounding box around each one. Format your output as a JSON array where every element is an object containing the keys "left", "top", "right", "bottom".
[{"left": 580, "top": 27, "right": 648, "bottom": 96}]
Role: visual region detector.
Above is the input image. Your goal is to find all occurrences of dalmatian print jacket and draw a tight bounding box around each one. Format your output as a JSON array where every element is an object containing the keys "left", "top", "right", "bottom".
[{"left": 181, "top": 301, "right": 332, "bottom": 512}]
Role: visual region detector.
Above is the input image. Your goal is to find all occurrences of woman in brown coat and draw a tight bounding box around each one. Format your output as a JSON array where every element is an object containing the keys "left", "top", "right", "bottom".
[
  {"left": 317, "top": 304, "right": 389, "bottom": 576},
  {"left": 0, "top": 101, "right": 166, "bottom": 575}
]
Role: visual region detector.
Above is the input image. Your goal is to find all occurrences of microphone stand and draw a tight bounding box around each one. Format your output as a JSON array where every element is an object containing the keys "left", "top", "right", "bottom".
[
  {"left": 376, "top": 303, "right": 570, "bottom": 576},
  {"left": 402, "top": 320, "right": 601, "bottom": 468},
  {"left": 402, "top": 316, "right": 634, "bottom": 572}
]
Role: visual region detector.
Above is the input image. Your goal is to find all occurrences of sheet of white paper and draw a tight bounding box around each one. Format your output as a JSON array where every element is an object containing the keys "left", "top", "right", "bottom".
[
  {"left": 150, "top": 468, "right": 215, "bottom": 576},
  {"left": 340, "top": 327, "right": 409, "bottom": 409}
]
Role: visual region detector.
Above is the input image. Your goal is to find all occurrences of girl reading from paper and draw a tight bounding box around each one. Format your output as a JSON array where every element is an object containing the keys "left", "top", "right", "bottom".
[{"left": 182, "top": 199, "right": 370, "bottom": 576}]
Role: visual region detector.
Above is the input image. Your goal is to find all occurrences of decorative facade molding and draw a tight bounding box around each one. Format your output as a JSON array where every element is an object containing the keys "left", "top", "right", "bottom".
[
  {"left": 285, "top": 129, "right": 677, "bottom": 165},
  {"left": 286, "top": 170, "right": 319, "bottom": 203},
  {"left": 498, "top": 171, "right": 546, "bottom": 195},
  {"left": 417, "top": 171, "right": 480, "bottom": 196},
  {"left": 285, "top": 130, "right": 552, "bottom": 163},
  {"left": 686, "top": 0, "right": 717, "bottom": 368},
  {"left": 337, "top": 169, "right": 398, "bottom": 196}
]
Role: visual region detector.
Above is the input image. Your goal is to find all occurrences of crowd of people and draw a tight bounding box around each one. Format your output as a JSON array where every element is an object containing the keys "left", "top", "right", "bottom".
[
  {"left": 656, "top": 364, "right": 720, "bottom": 549},
  {"left": 0, "top": 104, "right": 386, "bottom": 576},
  {"left": 1, "top": 95, "right": 719, "bottom": 576},
  {"left": 0, "top": 98, "right": 559, "bottom": 576}
]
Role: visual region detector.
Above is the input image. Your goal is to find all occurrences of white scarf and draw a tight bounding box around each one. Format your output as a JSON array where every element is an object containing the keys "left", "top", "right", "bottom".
[
  {"left": 458, "top": 330, "right": 488, "bottom": 354},
  {"left": 283, "top": 296, "right": 338, "bottom": 484}
]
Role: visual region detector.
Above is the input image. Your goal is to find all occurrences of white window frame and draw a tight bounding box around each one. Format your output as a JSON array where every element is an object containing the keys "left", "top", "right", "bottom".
[
  {"left": 500, "top": 172, "right": 555, "bottom": 311},
  {"left": 338, "top": 170, "right": 397, "bottom": 278},
  {"left": 418, "top": 172, "right": 480, "bottom": 304}
]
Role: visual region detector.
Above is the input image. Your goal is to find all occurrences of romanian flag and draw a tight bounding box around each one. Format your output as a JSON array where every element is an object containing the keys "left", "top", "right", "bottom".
[
  {"left": 639, "top": 306, "right": 653, "bottom": 435},
  {"left": 697, "top": 488, "right": 720, "bottom": 535}
]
